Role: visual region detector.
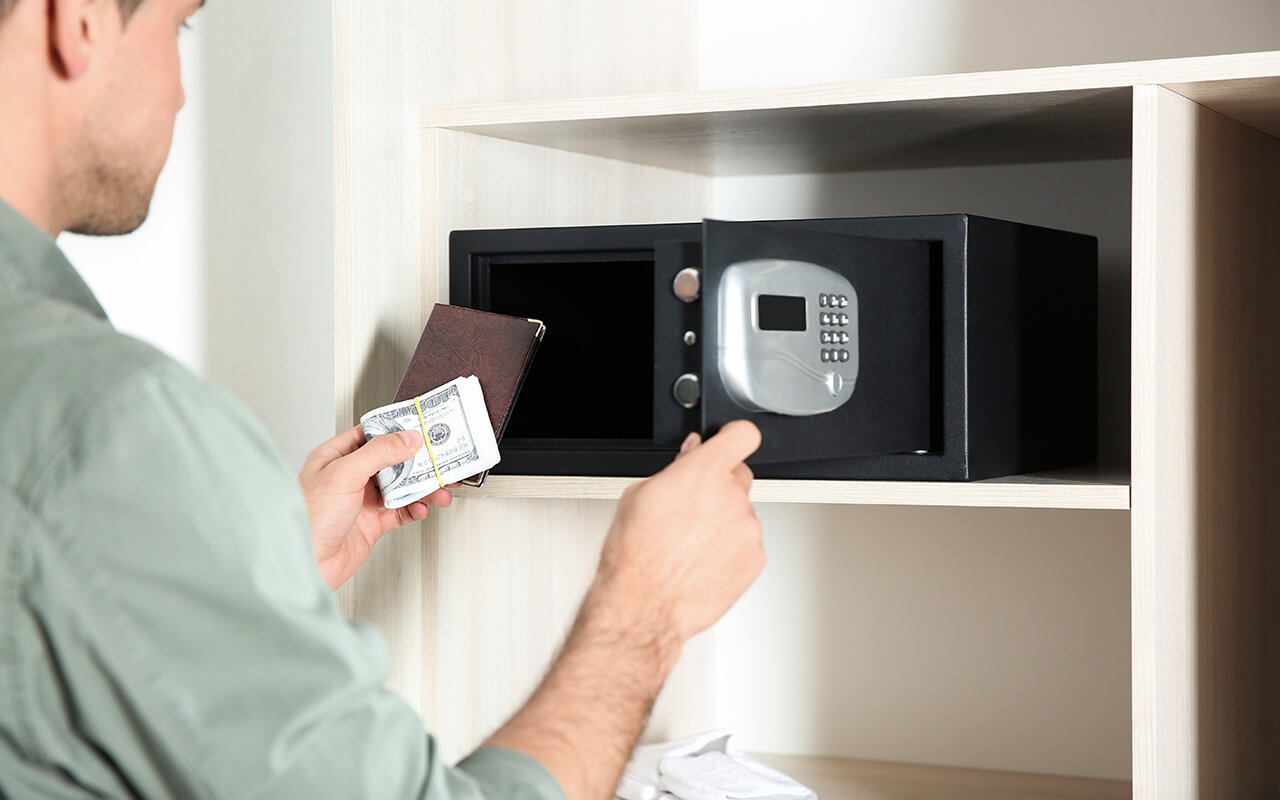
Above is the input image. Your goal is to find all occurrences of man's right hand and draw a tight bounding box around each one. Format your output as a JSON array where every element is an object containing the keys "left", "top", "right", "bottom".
[
  {"left": 589, "top": 419, "right": 766, "bottom": 658},
  {"left": 480, "top": 420, "right": 764, "bottom": 800}
]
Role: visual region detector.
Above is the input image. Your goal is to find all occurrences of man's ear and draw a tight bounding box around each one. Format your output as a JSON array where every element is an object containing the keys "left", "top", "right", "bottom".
[{"left": 48, "top": 0, "right": 116, "bottom": 80}]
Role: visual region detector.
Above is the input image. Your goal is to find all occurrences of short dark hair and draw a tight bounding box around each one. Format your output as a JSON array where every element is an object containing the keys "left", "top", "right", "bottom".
[{"left": 0, "top": 0, "right": 147, "bottom": 24}]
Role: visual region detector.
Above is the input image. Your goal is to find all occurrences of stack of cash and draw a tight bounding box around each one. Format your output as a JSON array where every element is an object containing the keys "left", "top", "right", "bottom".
[{"left": 360, "top": 375, "right": 500, "bottom": 508}]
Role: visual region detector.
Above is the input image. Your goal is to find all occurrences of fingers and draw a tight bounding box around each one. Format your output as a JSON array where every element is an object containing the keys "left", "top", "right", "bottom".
[
  {"left": 672, "top": 432, "right": 702, "bottom": 463},
  {"left": 337, "top": 430, "right": 422, "bottom": 484},
  {"left": 378, "top": 489, "right": 452, "bottom": 531},
  {"left": 304, "top": 425, "right": 368, "bottom": 467},
  {"left": 330, "top": 425, "right": 371, "bottom": 458},
  {"left": 380, "top": 502, "right": 427, "bottom": 531},
  {"left": 731, "top": 462, "right": 754, "bottom": 491},
  {"left": 425, "top": 488, "right": 452, "bottom": 507},
  {"left": 691, "top": 420, "right": 761, "bottom": 470}
]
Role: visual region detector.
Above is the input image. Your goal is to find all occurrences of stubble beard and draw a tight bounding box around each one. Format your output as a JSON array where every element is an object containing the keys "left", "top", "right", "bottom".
[{"left": 58, "top": 128, "right": 162, "bottom": 237}]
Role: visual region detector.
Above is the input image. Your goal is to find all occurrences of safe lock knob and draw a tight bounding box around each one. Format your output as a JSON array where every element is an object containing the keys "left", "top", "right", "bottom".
[
  {"left": 672, "top": 267, "right": 701, "bottom": 303},
  {"left": 672, "top": 373, "right": 701, "bottom": 409}
]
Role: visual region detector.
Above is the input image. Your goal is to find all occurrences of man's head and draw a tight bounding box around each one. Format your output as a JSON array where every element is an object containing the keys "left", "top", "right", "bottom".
[{"left": 0, "top": 0, "right": 202, "bottom": 236}]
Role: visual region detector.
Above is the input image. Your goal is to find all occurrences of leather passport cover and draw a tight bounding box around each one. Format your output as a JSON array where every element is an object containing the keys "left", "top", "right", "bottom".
[{"left": 393, "top": 304, "right": 544, "bottom": 445}]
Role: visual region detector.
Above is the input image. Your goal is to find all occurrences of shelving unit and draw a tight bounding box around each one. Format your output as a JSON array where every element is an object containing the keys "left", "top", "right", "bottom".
[
  {"left": 460, "top": 468, "right": 1130, "bottom": 510},
  {"left": 335, "top": 14, "right": 1280, "bottom": 797}
]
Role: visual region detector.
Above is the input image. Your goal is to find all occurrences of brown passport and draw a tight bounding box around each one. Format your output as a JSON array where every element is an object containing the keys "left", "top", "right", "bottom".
[{"left": 393, "top": 304, "right": 545, "bottom": 464}]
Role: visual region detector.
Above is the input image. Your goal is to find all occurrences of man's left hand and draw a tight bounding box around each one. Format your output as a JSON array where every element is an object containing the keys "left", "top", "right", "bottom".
[{"left": 299, "top": 425, "right": 452, "bottom": 590}]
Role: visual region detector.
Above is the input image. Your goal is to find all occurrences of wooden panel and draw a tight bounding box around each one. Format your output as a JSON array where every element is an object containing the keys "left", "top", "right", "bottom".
[
  {"left": 332, "top": 0, "right": 432, "bottom": 710},
  {"left": 755, "top": 753, "right": 1131, "bottom": 800},
  {"left": 437, "top": 88, "right": 1134, "bottom": 173},
  {"left": 423, "top": 51, "right": 1280, "bottom": 128},
  {"left": 1130, "top": 85, "right": 1280, "bottom": 800},
  {"left": 461, "top": 469, "right": 1131, "bottom": 510},
  {"left": 420, "top": 131, "right": 709, "bottom": 761},
  {"left": 420, "top": 52, "right": 1280, "bottom": 175},
  {"left": 333, "top": 0, "right": 700, "bottom": 726},
  {"left": 1165, "top": 75, "right": 1280, "bottom": 140}
]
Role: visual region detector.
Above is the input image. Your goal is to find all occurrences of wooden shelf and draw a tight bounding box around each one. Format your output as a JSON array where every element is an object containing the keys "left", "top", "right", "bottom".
[
  {"left": 420, "top": 51, "right": 1280, "bottom": 175},
  {"left": 458, "top": 467, "right": 1130, "bottom": 510},
  {"left": 752, "top": 753, "right": 1131, "bottom": 800}
]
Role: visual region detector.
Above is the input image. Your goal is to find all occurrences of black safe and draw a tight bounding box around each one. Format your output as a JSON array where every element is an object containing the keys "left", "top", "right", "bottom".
[{"left": 450, "top": 215, "right": 1097, "bottom": 481}]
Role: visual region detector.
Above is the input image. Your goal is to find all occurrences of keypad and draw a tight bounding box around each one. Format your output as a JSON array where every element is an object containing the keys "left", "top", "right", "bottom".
[{"left": 817, "top": 291, "right": 852, "bottom": 363}]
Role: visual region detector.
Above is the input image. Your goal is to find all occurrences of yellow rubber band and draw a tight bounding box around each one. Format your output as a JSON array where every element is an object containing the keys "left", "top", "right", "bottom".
[{"left": 413, "top": 395, "right": 446, "bottom": 490}]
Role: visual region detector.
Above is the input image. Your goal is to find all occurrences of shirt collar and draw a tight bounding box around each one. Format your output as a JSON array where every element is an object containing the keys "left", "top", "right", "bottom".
[{"left": 0, "top": 196, "right": 110, "bottom": 323}]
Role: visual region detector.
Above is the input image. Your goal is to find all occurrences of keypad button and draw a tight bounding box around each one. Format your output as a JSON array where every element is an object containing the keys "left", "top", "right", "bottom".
[
  {"left": 840, "top": 332, "right": 849, "bottom": 344},
  {"left": 840, "top": 314, "right": 849, "bottom": 326},
  {"left": 839, "top": 349, "right": 850, "bottom": 362},
  {"left": 819, "top": 294, "right": 828, "bottom": 307},
  {"left": 820, "top": 349, "right": 831, "bottom": 362},
  {"left": 820, "top": 331, "right": 831, "bottom": 344},
  {"left": 838, "top": 295, "right": 849, "bottom": 308},
  {"left": 819, "top": 312, "right": 829, "bottom": 325}
]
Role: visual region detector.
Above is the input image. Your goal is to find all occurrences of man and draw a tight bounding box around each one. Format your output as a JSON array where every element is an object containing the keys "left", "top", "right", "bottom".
[{"left": 0, "top": 1, "right": 766, "bottom": 798}]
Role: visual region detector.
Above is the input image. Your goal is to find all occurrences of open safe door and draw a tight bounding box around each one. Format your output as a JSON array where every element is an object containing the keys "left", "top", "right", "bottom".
[{"left": 700, "top": 219, "right": 934, "bottom": 465}]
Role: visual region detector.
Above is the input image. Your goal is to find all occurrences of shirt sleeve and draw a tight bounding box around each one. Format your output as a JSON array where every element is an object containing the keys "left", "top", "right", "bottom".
[{"left": 18, "top": 359, "right": 566, "bottom": 800}]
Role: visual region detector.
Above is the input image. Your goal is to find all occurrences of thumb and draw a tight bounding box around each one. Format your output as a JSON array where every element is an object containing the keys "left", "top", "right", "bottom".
[{"left": 337, "top": 430, "right": 421, "bottom": 483}]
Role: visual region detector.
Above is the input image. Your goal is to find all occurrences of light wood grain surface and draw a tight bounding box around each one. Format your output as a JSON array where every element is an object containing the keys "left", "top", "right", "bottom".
[
  {"left": 460, "top": 469, "right": 1131, "bottom": 510},
  {"left": 418, "top": 52, "right": 1280, "bottom": 175},
  {"left": 333, "top": 0, "right": 702, "bottom": 739},
  {"left": 755, "top": 753, "right": 1131, "bottom": 800},
  {"left": 422, "top": 51, "right": 1280, "bottom": 129},
  {"left": 432, "top": 88, "right": 1134, "bottom": 174},
  {"left": 1130, "top": 85, "right": 1280, "bottom": 800},
  {"left": 420, "top": 129, "right": 710, "bottom": 760}
]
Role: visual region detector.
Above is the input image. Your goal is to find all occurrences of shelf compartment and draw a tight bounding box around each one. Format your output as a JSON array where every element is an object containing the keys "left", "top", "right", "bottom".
[
  {"left": 420, "top": 52, "right": 1280, "bottom": 175},
  {"left": 458, "top": 467, "right": 1130, "bottom": 510},
  {"left": 752, "top": 753, "right": 1130, "bottom": 800}
]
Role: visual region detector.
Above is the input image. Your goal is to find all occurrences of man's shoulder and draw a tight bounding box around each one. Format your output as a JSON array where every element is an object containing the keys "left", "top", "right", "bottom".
[
  {"left": 0, "top": 289, "right": 216, "bottom": 491},
  {"left": 0, "top": 286, "right": 173, "bottom": 379}
]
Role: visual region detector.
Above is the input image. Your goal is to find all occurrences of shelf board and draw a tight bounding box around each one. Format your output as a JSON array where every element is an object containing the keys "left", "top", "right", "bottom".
[
  {"left": 752, "top": 753, "right": 1131, "bottom": 800},
  {"left": 458, "top": 467, "right": 1129, "bottom": 510},
  {"left": 420, "top": 51, "right": 1280, "bottom": 175}
]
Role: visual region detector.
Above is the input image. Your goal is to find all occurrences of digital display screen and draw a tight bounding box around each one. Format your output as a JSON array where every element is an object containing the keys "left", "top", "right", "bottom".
[{"left": 756, "top": 294, "right": 807, "bottom": 331}]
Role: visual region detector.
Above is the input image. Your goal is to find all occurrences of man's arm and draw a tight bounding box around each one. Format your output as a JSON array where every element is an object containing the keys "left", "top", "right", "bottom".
[
  {"left": 483, "top": 421, "right": 765, "bottom": 800},
  {"left": 293, "top": 416, "right": 763, "bottom": 800}
]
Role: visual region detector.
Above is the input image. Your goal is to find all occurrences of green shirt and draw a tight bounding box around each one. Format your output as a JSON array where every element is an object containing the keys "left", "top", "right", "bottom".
[{"left": 0, "top": 199, "right": 563, "bottom": 800}]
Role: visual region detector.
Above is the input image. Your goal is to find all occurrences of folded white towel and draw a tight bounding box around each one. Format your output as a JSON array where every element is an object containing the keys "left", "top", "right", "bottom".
[
  {"left": 617, "top": 730, "right": 735, "bottom": 800},
  {"left": 659, "top": 750, "right": 816, "bottom": 800},
  {"left": 616, "top": 731, "right": 816, "bottom": 800}
]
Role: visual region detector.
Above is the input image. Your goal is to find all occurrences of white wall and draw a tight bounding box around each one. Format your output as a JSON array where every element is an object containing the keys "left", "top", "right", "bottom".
[
  {"left": 62, "top": 0, "right": 334, "bottom": 470},
  {"left": 61, "top": 25, "right": 205, "bottom": 374},
  {"left": 699, "top": 0, "right": 1280, "bottom": 87}
]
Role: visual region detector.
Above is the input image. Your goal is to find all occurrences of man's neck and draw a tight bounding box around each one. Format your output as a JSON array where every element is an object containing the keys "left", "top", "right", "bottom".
[{"left": 0, "top": 27, "right": 62, "bottom": 237}]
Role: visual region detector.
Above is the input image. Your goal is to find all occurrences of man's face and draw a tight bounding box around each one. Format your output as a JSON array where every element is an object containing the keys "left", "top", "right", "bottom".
[{"left": 61, "top": 0, "right": 202, "bottom": 236}]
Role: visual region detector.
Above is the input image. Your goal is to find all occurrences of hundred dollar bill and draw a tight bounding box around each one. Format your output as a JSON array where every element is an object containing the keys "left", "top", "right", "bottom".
[{"left": 359, "top": 375, "right": 500, "bottom": 509}]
